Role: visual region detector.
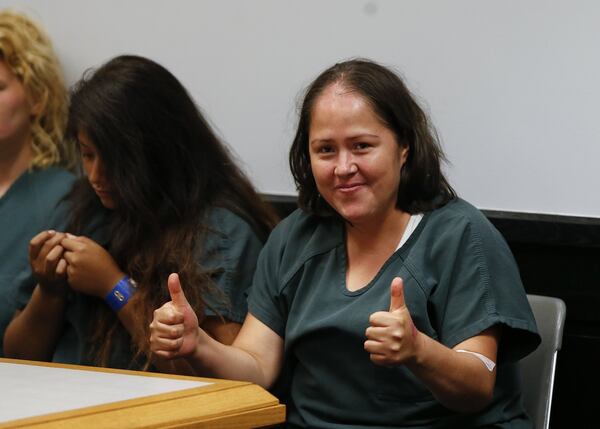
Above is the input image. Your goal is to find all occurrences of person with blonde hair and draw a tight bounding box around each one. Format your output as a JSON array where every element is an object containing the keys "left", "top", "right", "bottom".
[{"left": 0, "top": 10, "right": 76, "bottom": 355}]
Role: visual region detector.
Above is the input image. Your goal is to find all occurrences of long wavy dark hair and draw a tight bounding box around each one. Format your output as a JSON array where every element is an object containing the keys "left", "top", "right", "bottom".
[
  {"left": 65, "top": 55, "right": 277, "bottom": 367},
  {"left": 290, "top": 58, "right": 456, "bottom": 216}
]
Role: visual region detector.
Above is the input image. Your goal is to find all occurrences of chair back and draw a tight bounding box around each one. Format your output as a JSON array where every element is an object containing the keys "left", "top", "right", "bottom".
[{"left": 520, "top": 294, "right": 566, "bottom": 429}]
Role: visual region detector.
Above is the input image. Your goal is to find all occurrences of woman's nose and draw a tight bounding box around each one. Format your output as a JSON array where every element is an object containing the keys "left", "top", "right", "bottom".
[
  {"left": 88, "top": 159, "right": 105, "bottom": 184},
  {"left": 334, "top": 152, "right": 358, "bottom": 176}
]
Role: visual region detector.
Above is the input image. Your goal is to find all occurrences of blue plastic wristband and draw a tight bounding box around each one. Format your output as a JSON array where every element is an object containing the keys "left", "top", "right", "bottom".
[{"left": 104, "top": 276, "right": 136, "bottom": 312}]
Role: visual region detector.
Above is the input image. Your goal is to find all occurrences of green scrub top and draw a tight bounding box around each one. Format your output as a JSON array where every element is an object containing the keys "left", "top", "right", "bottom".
[
  {"left": 13, "top": 206, "right": 263, "bottom": 369},
  {"left": 248, "top": 198, "right": 540, "bottom": 429},
  {"left": 0, "top": 167, "right": 75, "bottom": 356}
]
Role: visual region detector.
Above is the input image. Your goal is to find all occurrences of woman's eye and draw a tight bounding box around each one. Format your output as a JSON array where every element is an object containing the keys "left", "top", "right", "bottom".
[
  {"left": 354, "top": 143, "right": 370, "bottom": 150},
  {"left": 81, "top": 152, "right": 94, "bottom": 161},
  {"left": 317, "top": 146, "right": 334, "bottom": 154}
]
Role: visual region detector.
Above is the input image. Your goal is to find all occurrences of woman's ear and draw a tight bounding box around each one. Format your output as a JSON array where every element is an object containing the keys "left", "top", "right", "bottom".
[
  {"left": 30, "top": 99, "right": 43, "bottom": 117},
  {"left": 399, "top": 145, "right": 409, "bottom": 166},
  {"left": 28, "top": 90, "right": 46, "bottom": 118}
]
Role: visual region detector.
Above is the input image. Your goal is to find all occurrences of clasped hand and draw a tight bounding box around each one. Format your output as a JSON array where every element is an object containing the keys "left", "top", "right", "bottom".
[
  {"left": 29, "top": 230, "right": 69, "bottom": 295},
  {"left": 364, "top": 277, "right": 421, "bottom": 366},
  {"left": 29, "top": 230, "right": 123, "bottom": 298}
]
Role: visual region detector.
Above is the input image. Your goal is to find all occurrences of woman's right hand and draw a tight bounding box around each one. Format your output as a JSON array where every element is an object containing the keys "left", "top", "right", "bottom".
[
  {"left": 29, "top": 230, "right": 68, "bottom": 296},
  {"left": 150, "top": 273, "right": 201, "bottom": 359}
]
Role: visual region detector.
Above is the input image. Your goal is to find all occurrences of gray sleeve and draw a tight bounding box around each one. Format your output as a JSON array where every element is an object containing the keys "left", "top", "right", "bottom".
[
  {"left": 199, "top": 209, "right": 264, "bottom": 324},
  {"left": 428, "top": 211, "right": 540, "bottom": 363},
  {"left": 247, "top": 219, "right": 290, "bottom": 339}
]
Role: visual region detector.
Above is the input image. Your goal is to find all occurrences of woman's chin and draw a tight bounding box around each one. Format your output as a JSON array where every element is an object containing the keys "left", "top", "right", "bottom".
[
  {"left": 98, "top": 196, "right": 116, "bottom": 210},
  {"left": 337, "top": 207, "right": 371, "bottom": 225}
]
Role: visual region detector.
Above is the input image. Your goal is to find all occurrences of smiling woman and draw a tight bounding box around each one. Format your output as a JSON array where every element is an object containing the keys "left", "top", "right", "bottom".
[
  {"left": 307, "top": 82, "right": 408, "bottom": 227},
  {"left": 148, "top": 59, "right": 541, "bottom": 429}
]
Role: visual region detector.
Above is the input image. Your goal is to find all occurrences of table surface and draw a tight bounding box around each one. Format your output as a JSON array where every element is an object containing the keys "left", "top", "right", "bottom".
[{"left": 0, "top": 358, "right": 285, "bottom": 428}]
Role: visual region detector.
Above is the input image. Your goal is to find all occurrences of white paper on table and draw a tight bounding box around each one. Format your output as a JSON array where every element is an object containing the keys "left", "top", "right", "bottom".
[{"left": 0, "top": 362, "right": 211, "bottom": 422}]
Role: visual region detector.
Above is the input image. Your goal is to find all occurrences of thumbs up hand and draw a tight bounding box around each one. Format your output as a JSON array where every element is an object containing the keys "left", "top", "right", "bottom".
[
  {"left": 364, "top": 277, "right": 421, "bottom": 366},
  {"left": 150, "top": 273, "right": 200, "bottom": 359}
]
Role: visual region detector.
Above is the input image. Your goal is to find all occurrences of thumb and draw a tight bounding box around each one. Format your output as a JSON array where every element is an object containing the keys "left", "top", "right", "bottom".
[
  {"left": 389, "top": 277, "right": 406, "bottom": 312},
  {"left": 168, "top": 273, "right": 189, "bottom": 308}
]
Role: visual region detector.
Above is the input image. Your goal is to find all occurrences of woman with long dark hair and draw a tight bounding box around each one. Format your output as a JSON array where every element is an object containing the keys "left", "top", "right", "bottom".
[
  {"left": 4, "top": 55, "right": 277, "bottom": 370},
  {"left": 150, "top": 59, "right": 540, "bottom": 427}
]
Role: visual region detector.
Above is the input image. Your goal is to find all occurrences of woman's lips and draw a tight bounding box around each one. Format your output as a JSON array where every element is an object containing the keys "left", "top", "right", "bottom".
[
  {"left": 336, "top": 183, "right": 364, "bottom": 193},
  {"left": 94, "top": 189, "right": 112, "bottom": 198}
]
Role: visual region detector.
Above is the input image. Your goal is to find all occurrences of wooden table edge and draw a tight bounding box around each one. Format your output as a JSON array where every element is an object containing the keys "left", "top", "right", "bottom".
[{"left": 0, "top": 358, "right": 285, "bottom": 428}]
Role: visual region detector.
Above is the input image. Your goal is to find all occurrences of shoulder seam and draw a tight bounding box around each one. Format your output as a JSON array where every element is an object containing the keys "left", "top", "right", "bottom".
[
  {"left": 279, "top": 243, "right": 342, "bottom": 293},
  {"left": 465, "top": 221, "right": 496, "bottom": 315}
]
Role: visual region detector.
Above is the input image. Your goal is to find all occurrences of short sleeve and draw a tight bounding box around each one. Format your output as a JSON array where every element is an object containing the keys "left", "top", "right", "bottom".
[
  {"left": 424, "top": 203, "right": 540, "bottom": 363},
  {"left": 0, "top": 169, "right": 75, "bottom": 356},
  {"left": 247, "top": 210, "right": 319, "bottom": 339},
  {"left": 247, "top": 224, "right": 288, "bottom": 338},
  {"left": 199, "top": 208, "right": 265, "bottom": 324}
]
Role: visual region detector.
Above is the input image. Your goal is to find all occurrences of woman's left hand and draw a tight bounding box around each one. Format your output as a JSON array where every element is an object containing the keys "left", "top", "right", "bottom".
[
  {"left": 61, "top": 234, "right": 125, "bottom": 298},
  {"left": 364, "top": 277, "right": 422, "bottom": 366}
]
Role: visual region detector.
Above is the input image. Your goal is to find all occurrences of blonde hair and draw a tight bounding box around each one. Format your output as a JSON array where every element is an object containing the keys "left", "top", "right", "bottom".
[{"left": 0, "top": 10, "right": 75, "bottom": 169}]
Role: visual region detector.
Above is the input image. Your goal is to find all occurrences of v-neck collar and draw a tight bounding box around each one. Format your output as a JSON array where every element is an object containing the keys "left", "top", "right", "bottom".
[{"left": 340, "top": 212, "right": 430, "bottom": 296}]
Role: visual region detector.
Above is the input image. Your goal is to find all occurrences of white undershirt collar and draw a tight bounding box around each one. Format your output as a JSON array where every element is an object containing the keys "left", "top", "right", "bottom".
[{"left": 395, "top": 214, "right": 423, "bottom": 250}]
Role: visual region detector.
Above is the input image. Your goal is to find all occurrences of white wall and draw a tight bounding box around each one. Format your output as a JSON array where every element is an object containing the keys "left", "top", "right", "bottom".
[{"left": 7, "top": 0, "right": 600, "bottom": 217}]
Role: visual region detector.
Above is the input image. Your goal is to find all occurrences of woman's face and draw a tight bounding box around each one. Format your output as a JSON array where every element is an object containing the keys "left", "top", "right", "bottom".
[
  {"left": 308, "top": 83, "right": 408, "bottom": 225},
  {"left": 0, "top": 60, "right": 36, "bottom": 149},
  {"left": 78, "top": 131, "right": 116, "bottom": 209}
]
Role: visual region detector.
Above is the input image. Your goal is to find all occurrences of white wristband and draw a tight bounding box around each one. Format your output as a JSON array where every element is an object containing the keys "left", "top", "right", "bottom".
[{"left": 456, "top": 349, "right": 496, "bottom": 372}]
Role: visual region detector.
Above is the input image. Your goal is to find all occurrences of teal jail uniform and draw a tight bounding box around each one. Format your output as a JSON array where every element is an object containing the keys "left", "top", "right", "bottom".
[
  {"left": 13, "top": 206, "right": 263, "bottom": 369},
  {"left": 248, "top": 198, "right": 540, "bottom": 429},
  {"left": 0, "top": 167, "right": 75, "bottom": 356}
]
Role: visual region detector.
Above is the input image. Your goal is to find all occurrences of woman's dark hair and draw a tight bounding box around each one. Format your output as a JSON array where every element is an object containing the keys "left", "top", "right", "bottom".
[
  {"left": 290, "top": 58, "right": 456, "bottom": 216},
  {"left": 65, "top": 55, "right": 277, "bottom": 367}
]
